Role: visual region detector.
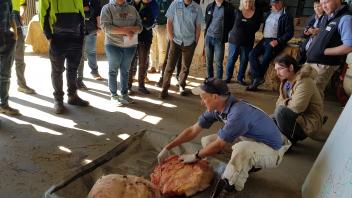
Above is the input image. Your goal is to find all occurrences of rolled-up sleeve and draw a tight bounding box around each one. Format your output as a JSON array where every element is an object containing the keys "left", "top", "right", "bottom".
[
  {"left": 198, "top": 111, "right": 217, "bottom": 129},
  {"left": 218, "top": 113, "right": 247, "bottom": 143},
  {"left": 100, "top": 5, "right": 113, "bottom": 34}
]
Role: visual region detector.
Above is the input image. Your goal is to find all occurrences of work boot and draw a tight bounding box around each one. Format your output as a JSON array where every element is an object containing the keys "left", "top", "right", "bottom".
[
  {"left": 17, "top": 86, "right": 36, "bottom": 94},
  {"left": 211, "top": 179, "right": 236, "bottom": 198},
  {"left": 179, "top": 86, "right": 187, "bottom": 96},
  {"left": 76, "top": 79, "right": 88, "bottom": 90},
  {"left": 246, "top": 78, "right": 264, "bottom": 92},
  {"left": 0, "top": 105, "right": 20, "bottom": 116},
  {"left": 53, "top": 101, "right": 65, "bottom": 114},
  {"left": 67, "top": 95, "right": 89, "bottom": 106},
  {"left": 138, "top": 86, "right": 150, "bottom": 94},
  {"left": 159, "top": 89, "right": 168, "bottom": 99}
]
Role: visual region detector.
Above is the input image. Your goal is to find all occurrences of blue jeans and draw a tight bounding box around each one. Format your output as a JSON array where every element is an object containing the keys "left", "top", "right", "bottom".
[
  {"left": 0, "top": 32, "right": 16, "bottom": 107},
  {"left": 77, "top": 33, "right": 99, "bottom": 79},
  {"left": 105, "top": 44, "right": 136, "bottom": 96},
  {"left": 225, "top": 43, "right": 251, "bottom": 82},
  {"left": 205, "top": 35, "right": 225, "bottom": 79},
  {"left": 249, "top": 39, "right": 276, "bottom": 80}
]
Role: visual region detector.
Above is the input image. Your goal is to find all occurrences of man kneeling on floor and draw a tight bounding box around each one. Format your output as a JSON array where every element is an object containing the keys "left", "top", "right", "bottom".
[
  {"left": 157, "top": 78, "right": 291, "bottom": 196},
  {"left": 273, "top": 54, "right": 323, "bottom": 144}
]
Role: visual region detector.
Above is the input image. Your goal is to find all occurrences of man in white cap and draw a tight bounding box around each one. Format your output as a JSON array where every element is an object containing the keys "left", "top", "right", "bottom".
[{"left": 157, "top": 78, "right": 291, "bottom": 196}]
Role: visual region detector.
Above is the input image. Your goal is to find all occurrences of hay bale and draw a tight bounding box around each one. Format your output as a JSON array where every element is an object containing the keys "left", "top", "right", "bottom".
[
  {"left": 96, "top": 31, "right": 105, "bottom": 55},
  {"left": 25, "top": 16, "right": 49, "bottom": 54}
]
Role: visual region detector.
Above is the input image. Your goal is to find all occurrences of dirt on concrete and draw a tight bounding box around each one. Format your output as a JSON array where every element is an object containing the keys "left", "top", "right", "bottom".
[{"left": 0, "top": 53, "right": 343, "bottom": 198}]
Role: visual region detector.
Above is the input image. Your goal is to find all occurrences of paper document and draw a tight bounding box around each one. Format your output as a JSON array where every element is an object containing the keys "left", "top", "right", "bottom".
[{"left": 123, "top": 34, "right": 138, "bottom": 47}]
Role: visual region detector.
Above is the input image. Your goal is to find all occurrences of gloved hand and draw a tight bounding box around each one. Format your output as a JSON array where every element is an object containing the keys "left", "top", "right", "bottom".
[
  {"left": 180, "top": 153, "right": 198, "bottom": 163},
  {"left": 157, "top": 147, "right": 169, "bottom": 164}
]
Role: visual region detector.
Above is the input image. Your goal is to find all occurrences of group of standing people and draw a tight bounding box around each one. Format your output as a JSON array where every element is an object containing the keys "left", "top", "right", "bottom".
[{"left": 0, "top": 0, "right": 39, "bottom": 117}]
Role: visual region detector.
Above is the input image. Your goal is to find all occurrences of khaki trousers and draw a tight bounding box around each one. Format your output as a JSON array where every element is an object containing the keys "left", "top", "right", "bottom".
[
  {"left": 309, "top": 63, "right": 339, "bottom": 100},
  {"left": 150, "top": 25, "right": 167, "bottom": 70},
  {"left": 201, "top": 134, "right": 291, "bottom": 191}
]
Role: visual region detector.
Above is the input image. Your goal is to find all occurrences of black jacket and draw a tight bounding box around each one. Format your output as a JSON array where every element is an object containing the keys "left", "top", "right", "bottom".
[
  {"left": 228, "top": 9, "right": 261, "bottom": 47},
  {"left": 307, "top": 5, "right": 351, "bottom": 65},
  {"left": 205, "top": 1, "right": 234, "bottom": 43},
  {"left": 262, "top": 8, "right": 294, "bottom": 46},
  {"left": 83, "top": 0, "right": 102, "bottom": 34},
  {"left": 133, "top": 0, "right": 158, "bottom": 43}
]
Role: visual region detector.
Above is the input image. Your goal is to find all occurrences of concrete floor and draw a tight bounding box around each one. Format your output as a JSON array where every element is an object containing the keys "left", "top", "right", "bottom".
[{"left": 0, "top": 52, "right": 343, "bottom": 198}]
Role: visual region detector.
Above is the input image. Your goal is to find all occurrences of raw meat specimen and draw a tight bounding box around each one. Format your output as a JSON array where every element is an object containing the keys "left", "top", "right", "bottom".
[
  {"left": 150, "top": 155, "right": 214, "bottom": 197},
  {"left": 88, "top": 174, "right": 161, "bottom": 198}
]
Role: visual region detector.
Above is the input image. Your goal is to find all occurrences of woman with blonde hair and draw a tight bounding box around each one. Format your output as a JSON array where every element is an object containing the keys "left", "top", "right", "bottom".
[{"left": 225, "top": 0, "right": 261, "bottom": 85}]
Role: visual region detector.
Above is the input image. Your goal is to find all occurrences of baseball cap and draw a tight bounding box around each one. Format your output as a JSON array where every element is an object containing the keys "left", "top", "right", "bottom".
[
  {"left": 270, "top": 0, "right": 281, "bottom": 4},
  {"left": 192, "top": 78, "right": 230, "bottom": 96}
]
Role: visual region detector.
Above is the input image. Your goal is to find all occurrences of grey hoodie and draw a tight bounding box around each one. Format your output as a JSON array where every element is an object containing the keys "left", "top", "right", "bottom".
[{"left": 100, "top": 0, "right": 142, "bottom": 47}]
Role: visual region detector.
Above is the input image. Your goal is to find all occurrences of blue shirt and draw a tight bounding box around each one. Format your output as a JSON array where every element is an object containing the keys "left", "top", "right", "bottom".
[
  {"left": 165, "top": 0, "right": 202, "bottom": 46},
  {"left": 263, "top": 10, "right": 282, "bottom": 39},
  {"left": 206, "top": 5, "right": 224, "bottom": 39},
  {"left": 337, "top": 15, "right": 352, "bottom": 47},
  {"left": 198, "top": 96, "right": 283, "bottom": 150}
]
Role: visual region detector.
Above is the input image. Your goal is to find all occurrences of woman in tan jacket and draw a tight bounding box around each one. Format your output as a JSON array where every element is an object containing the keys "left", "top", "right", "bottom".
[{"left": 273, "top": 54, "right": 323, "bottom": 144}]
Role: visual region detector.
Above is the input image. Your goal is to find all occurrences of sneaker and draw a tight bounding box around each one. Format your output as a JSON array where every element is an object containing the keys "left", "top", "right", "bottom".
[
  {"left": 138, "top": 86, "right": 150, "bottom": 94},
  {"left": 0, "top": 105, "right": 20, "bottom": 116},
  {"left": 67, "top": 95, "right": 89, "bottom": 106},
  {"left": 17, "top": 86, "right": 36, "bottom": 94},
  {"left": 76, "top": 80, "right": 88, "bottom": 90},
  {"left": 179, "top": 86, "right": 187, "bottom": 96},
  {"left": 91, "top": 72, "right": 103, "bottom": 80},
  {"left": 53, "top": 101, "right": 65, "bottom": 114},
  {"left": 159, "top": 90, "right": 168, "bottom": 99},
  {"left": 119, "top": 94, "right": 134, "bottom": 104},
  {"left": 111, "top": 95, "right": 123, "bottom": 107}
]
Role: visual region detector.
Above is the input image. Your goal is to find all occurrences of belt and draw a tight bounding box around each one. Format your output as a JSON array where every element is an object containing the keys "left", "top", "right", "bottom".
[{"left": 264, "top": 37, "right": 277, "bottom": 40}]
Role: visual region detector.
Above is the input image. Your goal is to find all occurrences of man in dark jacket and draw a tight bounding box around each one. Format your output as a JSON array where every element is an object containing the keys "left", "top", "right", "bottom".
[
  {"left": 306, "top": 0, "right": 352, "bottom": 100},
  {"left": 128, "top": 0, "right": 159, "bottom": 94},
  {"left": 39, "top": 0, "right": 89, "bottom": 114},
  {"left": 298, "top": 0, "right": 324, "bottom": 64},
  {"left": 247, "top": 0, "right": 293, "bottom": 91},
  {"left": 204, "top": 0, "right": 234, "bottom": 79},
  {"left": 0, "top": 0, "right": 20, "bottom": 116}
]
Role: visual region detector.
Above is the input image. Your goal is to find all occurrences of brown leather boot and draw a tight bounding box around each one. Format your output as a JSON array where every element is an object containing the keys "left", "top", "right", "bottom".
[{"left": 67, "top": 95, "right": 89, "bottom": 106}]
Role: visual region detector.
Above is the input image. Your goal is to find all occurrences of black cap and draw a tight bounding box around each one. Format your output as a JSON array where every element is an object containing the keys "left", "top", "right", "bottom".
[
  {"left": 192, "top": 78, "right": 230, "bottom": 96},
  {"left": 270, "top": 0, "right": 281, "bottom": 4}
]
